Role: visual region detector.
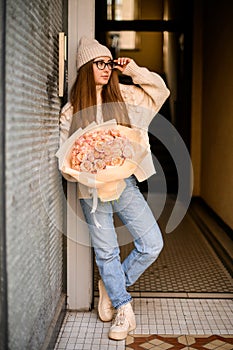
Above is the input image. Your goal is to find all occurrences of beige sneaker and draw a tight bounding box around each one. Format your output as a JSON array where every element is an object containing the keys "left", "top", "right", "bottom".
[
  {"left": 98, "top": 279, "right": 114, "bottom": 322},
  {"left": 108, "top": 302, "right": 136, "bottom": 340}
]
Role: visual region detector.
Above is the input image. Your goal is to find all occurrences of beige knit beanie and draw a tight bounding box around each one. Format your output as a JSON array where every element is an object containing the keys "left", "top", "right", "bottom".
[{"left": 76, "top": 36, "right": 113, "bottom": 70}]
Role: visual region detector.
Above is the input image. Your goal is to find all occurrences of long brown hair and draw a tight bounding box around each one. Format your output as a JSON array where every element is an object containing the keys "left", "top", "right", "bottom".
[{"left": 69, "top": 60, "right": 130, "bottom": 135}]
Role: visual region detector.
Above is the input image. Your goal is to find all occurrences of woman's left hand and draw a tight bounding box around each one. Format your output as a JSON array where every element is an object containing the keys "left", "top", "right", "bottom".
[{"left": 114, "top": 57, "right": 131, "bottom": 72}]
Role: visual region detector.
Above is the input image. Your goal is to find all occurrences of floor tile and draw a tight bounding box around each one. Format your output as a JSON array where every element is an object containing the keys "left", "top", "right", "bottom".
[
  {"left": 125, "top": 334, "right": 233, "bottom": 350},
  {"left": 55, "top": 298, "right": 233, "bottom": 349},
  {"left": 94, "top": 196, "right": 233, "bottom": 296}
]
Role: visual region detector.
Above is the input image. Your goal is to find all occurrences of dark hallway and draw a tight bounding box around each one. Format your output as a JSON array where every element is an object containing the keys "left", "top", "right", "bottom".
[{"left": 93, "top": 0, "right": 233, "bottom": 297}]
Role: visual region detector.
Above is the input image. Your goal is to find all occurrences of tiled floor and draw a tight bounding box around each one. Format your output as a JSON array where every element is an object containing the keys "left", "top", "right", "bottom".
[
  {"left": 55, "top": 195, "right": 233, "bottom": 349},
  {"left": 126, "top": 334, "right": 233, "bottom": 349},
  {"left": 54, "top": 298, "right": 233, "bottom": 350},
  {"left": 94, "top": 196, "right": 233, "bottom": 295}
]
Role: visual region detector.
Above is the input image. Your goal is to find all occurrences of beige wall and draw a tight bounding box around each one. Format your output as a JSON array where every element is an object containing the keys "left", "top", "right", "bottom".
[
  {"left": 190, "top": 0, "right": 203, "bottom": 197},
  {"left": 198, "top": 1, "right": 233, "bottom": 228}
]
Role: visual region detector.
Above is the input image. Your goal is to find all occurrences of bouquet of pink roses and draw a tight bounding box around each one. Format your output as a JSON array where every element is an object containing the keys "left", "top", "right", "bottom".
[
  {"left": 71, "top": 128, "right": 134, "bottom": 173},
  {"left": 56, "top": 120, "right": 147, "bottom": 202}
]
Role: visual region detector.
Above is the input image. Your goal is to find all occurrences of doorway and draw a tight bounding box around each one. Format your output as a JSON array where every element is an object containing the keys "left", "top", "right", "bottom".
[
  {"left": 95, "top": 0, "right": 193, "bottom": 195},
  {"left": 92, "top": 0, "right": 198, "bottom": 296}
]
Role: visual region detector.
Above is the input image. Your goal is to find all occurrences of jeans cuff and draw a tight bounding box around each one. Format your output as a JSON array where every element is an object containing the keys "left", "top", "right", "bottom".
[{"left": 115, "top": 296, "right": 132, "bottom": 309}]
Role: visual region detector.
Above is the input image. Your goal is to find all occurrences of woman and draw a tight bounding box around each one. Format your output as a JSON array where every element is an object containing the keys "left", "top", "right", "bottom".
[{"left": 59, "top": 36, "right": 170, "bottom": 340}]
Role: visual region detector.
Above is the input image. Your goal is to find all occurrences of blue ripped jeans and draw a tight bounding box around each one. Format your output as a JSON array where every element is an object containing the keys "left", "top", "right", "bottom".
[{"left": 80, "top": 176, "right": 163, "bottom": 309}]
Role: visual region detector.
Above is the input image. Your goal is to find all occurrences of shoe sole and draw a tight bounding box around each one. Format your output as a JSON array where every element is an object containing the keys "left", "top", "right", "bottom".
[
  {"left": 108, "top": 324, "right": 136, "bottom": 341},
  {"left": 98, "top": 280, "right": 114, "bottom": 322}
]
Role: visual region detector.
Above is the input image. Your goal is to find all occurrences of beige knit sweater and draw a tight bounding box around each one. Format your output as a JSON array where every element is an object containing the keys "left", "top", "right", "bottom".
[{"left": 59, "top": 59, "right": 170, "bottom": 198}]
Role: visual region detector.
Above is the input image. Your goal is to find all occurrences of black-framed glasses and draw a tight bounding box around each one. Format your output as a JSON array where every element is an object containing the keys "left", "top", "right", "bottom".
[{"left": 93, "top": 60, "right": 116, "bottom": 70}]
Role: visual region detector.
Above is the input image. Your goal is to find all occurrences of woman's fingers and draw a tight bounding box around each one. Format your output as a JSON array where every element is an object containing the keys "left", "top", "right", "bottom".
[
  {"left": 114, "top": 57, "right": 131, "bottom": 71},
  {"left": 116, "top": 57, "right": 131, "bottom": 65}
]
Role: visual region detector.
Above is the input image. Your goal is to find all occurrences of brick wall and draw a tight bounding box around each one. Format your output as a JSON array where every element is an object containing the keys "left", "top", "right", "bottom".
[{"left": 5, "top": 0, "right": 65, "bottom": 348}]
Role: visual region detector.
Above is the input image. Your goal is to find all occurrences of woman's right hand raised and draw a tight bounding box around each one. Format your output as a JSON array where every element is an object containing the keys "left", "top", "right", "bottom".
[{"left": 114, "top": 57, "right": 131, "bottom": 72}]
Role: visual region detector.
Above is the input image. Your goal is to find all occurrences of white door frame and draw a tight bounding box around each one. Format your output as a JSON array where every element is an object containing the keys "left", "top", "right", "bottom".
[{"left": 66, "top": 0, "right": 95, "bottom": 311}]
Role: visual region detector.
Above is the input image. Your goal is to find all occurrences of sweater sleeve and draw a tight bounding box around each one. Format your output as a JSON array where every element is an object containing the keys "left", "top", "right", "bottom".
[
  {"left": 120, "top": 60, "right": 170, "bottom": 128},
  {"left": 59, "top": 102, "right": 73, "bottom": 146},
  {"left": 58, "top": 102, "right": 78, "bottom": 182}
]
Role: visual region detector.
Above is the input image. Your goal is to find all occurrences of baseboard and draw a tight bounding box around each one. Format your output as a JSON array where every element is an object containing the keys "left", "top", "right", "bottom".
[
  {"left": 190, "top": 197, "right": 233, "bottom": 276},
  {"left": 41, "top": 293, "right": 67, "bottom": 350}
]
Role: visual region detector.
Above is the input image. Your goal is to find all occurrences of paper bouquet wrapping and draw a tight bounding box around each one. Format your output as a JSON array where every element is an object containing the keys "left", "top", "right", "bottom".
[{"left": 56, "top": 119, "right": 147, "bottom": 202}]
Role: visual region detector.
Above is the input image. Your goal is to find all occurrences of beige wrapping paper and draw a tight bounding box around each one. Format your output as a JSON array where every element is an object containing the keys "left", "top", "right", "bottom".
[{"left": 56, "top": 120, "right": 148, "bottom": 201}]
